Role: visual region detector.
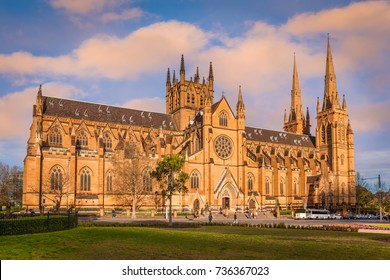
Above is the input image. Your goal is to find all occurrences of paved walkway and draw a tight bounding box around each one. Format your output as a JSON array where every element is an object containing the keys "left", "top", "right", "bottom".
[{"left": 82, "top": 214, "right": 390, "bottom": 234}]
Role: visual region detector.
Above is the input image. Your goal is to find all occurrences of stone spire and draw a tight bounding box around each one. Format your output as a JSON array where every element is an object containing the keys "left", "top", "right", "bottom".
[
  {"left": 194, "top": 66, "right": 200, "bottom": 83},
  {"left": 323, "top": 34, "right": 340, "bottom": 110},
  {"left": 172, "top": 70, "right": 176, "bottom": 84},
  {"left": 166, "top": 68, "right": 171, "bottom": 88},
  {"left": 342, "top": 94, "right": 347, "bottom": 110},
  {"left": 284, "top": 54, "right": 307, "bottom": 134},
  {"left": 180, "top": 54, "right": 185, "bottom": 82},
  {"left": 208, "top": 62, "right": 214, "bottom": 90},
  {"left": 289, "top": 53, "right": 303, "bottom": 122},
  {"left": 305, "top": 107, "right": 311, "bottom": 135},
  {"left": 317, "top": 97, "right": 321, "bottom": 113},
  {"left": 236, "top": 85, "right": 245, "bottom": 114},
  {"left": 35, "top": 84, "right": 43, "bottom": 116}
]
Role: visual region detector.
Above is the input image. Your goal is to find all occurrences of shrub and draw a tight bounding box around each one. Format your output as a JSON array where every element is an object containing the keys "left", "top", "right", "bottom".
[{"left": 0, "top": 214, "right": 78, "bottom": 236}]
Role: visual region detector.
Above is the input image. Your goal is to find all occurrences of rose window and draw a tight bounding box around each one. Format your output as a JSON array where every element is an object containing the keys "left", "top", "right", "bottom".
[{"left": 214, "top": 135, "right": 233, "bottom": 159}]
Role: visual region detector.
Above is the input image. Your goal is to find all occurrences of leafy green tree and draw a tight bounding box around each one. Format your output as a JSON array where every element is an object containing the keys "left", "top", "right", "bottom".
[
  {"left": 151, "top": 155, "right": 189, "bottom": 226},
  {"left": 356, "top": 185, "right": 374, "bottom": 213}
]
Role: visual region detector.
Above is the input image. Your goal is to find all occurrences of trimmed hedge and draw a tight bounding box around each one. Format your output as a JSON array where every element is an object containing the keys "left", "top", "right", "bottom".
[{"left": 0, "top": 214, "right": 78, "bottom": 236}]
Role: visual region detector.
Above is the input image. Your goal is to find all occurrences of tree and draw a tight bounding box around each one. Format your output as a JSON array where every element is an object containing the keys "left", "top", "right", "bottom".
[
  {"left": 41, "top": 165, "right": 70, "bottom": 212},
  {"left": 0, "top": 162, "right": 23, "bottom": 214},
  {"left": 356, "top": 185, "right": 374, "bottom": 213},
  {"left": 151, "top": 154, "right": 189, "bottom": 227},
  {"left": 113, "top": 142, "right": 151, "bottom": 219}
]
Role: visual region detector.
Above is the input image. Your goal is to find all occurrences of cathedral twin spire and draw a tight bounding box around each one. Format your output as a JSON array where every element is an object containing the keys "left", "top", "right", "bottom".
[{"left": 284, "top": 54, "right": 310, "bottom": 135}]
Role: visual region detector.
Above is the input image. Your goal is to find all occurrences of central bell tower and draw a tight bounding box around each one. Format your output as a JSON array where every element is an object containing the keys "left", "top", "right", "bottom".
[{"left": 166, "top": 55, "right": 214, "bottom": 130}]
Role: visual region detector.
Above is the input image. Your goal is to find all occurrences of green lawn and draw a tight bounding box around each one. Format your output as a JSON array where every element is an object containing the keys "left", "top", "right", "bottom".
[{"left": 1, "top": 225, "right": 389, "bottom": 260}]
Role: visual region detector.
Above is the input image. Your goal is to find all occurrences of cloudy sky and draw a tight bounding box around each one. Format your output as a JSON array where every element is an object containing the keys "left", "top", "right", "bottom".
[{"left": 0, "top": 0, "right": 389, "bottom": 189}]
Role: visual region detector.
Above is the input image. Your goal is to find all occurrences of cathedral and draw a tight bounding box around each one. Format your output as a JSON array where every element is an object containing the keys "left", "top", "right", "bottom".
[{"left": 22, "top": 37, "right": 356, "bottom": 215}]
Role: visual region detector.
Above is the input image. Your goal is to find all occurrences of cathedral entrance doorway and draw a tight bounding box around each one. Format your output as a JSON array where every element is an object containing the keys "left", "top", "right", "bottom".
[
  {"left": 222, "top": 197, "right": 230, "bottom": 209},
  {"left": 193, "top": 199, "right": 200, "bottom": 211}
]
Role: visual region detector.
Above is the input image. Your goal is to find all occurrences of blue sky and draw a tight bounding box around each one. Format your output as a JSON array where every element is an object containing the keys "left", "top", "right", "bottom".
[{"left": 0, "top": 0, "right": 389, "bottom": 190}]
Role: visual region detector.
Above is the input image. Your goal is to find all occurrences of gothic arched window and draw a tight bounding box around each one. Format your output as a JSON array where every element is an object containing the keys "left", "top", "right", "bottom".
[
  {"left": 106, "top": 170, "right": 112, "bottom": 192},
  {"left": 50, "top": 165, "right": 63, "bottom": 191},
  {"left": 340, "top": 154, "right": 345, "bottom": 166},
  {"left": 294, "top": 178, "right": 299, "bottom": 195},
  {"left": 187, "top": 93, "right": 190, "bottom": 104},
  {"left": 143, "top": 169, "right": 152, "bottom": 193},
  {"left": 49, "top": 127, "right": 62, "bottom": 146},
  {"left": 219, "top": 111, "right": 228, "bottom": 127},
  {"left": 80, "top": 167, "right": 91, "bottom": 191},
  {"left": 280, "top": 177, "right": 284, "bottom": 195},
  {"left": 265, "top": 177, "right": 271, "bottom": 194},
  {"left": 190, "top": 171, "right": 200, "bottom": 189},
  {"left": 248, "top": 173, "right": 254, "bottom": 191},
  {"left": 77, "top": 130, "right": 88, "bottom": 147},
  {"left": 103, "top": 133, "right": 112, "bottom": 149}
]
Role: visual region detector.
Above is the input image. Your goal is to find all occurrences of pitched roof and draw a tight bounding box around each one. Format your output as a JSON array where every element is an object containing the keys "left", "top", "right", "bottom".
[
  {"left": 43, "top": 96, "right": 177, "bottom": 131},
  {"left": 245, "top": 126, "right": 315, "bottom": 148}
]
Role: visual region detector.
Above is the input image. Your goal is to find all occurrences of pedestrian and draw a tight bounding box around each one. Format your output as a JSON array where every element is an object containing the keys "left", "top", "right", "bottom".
[
  {"left": 30, "top": 209, "right": 36, "bottom": 217},
  {"left": 208, "top": 212, "right": 213, "bottom": 223},
  {"left": 111, "top": 209, "right": 116, "bottom": 218},
  {"left": 233, "top": 212, "right": 238, "bottom": 224}
]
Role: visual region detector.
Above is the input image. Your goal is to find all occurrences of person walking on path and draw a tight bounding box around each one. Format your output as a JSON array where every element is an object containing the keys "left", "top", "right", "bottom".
[
  {"left": 111, "top": 209, "right": 116, "bottom": 218},
  {"left": 233, "top": 212, "right": 238, "bottom": 224},
  {"left": 208, "top": 212, "right": 213, "bottom": 223}
]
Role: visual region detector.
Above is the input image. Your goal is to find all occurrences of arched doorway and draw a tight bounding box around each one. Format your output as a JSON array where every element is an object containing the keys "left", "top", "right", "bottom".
[
  {"left": 222, "top": 197, "right": 230, "bottom": 209},
  {"left": 221, "top": 189, "right": 230, "bottom": 209},
  {"left": 193, "top": 199, "right": 200, "bottom": 211}
]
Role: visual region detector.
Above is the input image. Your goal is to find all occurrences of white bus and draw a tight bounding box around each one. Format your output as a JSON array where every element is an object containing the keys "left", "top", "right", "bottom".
[{"left": 305, "top": 209, "right": 330, "bottom": 219}]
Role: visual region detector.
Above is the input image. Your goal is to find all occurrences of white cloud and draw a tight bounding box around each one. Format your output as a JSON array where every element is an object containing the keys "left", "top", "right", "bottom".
[
  {"left": 101, "top": 8, "right": 143, "bottom": 22},
  {"left": 49, "top": 0, "right": 118, "bottom": 15},
  {"left": 122, "top": 97, "right": 165, "bottom": 113},
  {"left": 0, "top": 21, "right": 211, "bottom": 79},
  {"left": 0, "top": 83, "right": 85, "bottom": 140}
]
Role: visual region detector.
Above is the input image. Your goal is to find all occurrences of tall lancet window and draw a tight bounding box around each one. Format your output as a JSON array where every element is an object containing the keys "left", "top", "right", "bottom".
[{"left": 219, "top": 111, "right": 228, "bottom": 127}]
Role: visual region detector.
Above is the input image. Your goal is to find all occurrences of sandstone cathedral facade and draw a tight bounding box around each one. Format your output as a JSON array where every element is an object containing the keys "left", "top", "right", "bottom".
[{"left": 22, "top": 38, "right": 356, "bottom": 215}]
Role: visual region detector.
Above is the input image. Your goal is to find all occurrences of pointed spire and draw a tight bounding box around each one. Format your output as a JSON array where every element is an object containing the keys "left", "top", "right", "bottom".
[
  {"left": 166, "top": 68, "right": 171, "bottom": 88},
  {"left": 35, "top": 84, "right": 43, "bottom": 116},
  {"left": 37, "top": 84, "right": 42, "bottom": 99},
  {"left": 342, "top": 94, "right": 347, "bottom": 110},
  {"left": 323, "top": 34, "right": 340, "bottom": 110},
  {"left": 208, "top": 61, "right": 214, "bottom": 91},
  {"left": 180, "top": 54, "right": 185, "bottom": 82},
  {"left": 306, "top": 107, "right": 310, "bottom": 121},
  {"left": 208, "top": 62, "right": 214, "bottom": 81},
  {"left": 347, "top": 119, "right": 353, "bottom": 134},
  {"left": 194, "top": 66, "right": 200, "bottom": 83},
  {"left": 172, "top": 70, "right": 176, "bottom": 84},
  {"left": 305, "top": 107, "right": 311, "bottom": 135},
  {"left": 236, "top": 85, "right": 245, "bottom": 113},
  {"left": 284, "top": 109, "right": 287, "bottom": 124},
  {"left": 289, "top": 54, "right": 302, "bottom": 122},
  {"left": 317, "top": 97, "right": 321, "bottom": 113},
  {"left": 292, "top": 53, "right": 300, "bottom": 92}
]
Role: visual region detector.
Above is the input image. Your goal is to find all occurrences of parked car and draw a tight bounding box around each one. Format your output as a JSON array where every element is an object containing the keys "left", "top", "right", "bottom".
[
  {"left": 343, "top": 214, "right": 355, "bottom": 219},
  {"left": 355, "top": 214, "right": 367, "bottom": 219},
  {"left": 366, "top": 214, "right": 377, "bottom": 219},
  {"left": 330, "top": 213, "right": 343, "bottom": 220}
]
